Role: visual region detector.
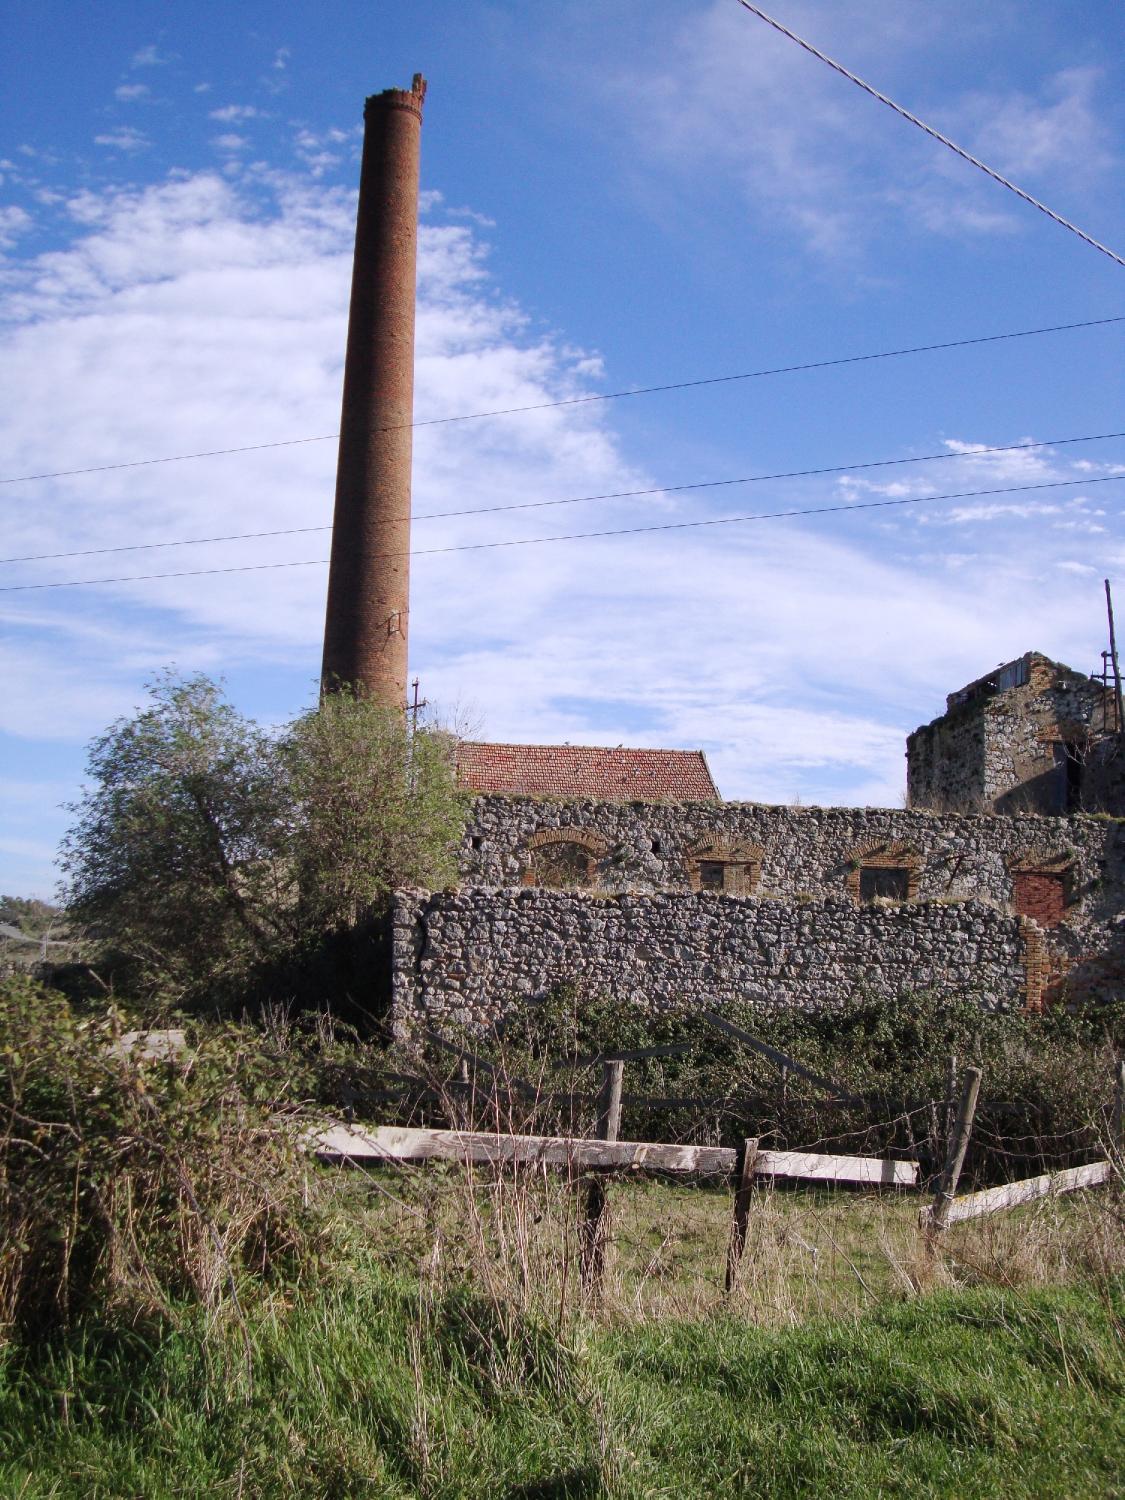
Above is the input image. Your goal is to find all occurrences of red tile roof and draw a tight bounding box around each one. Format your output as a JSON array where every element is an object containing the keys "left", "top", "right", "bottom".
[{"left": 455, "top": 742, "right": 720, "bottom": 802}]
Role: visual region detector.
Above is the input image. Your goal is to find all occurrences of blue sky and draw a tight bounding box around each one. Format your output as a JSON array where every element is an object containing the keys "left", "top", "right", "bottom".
[{"left": 2, "top": 0, "right": 1123, "bottom": 896}]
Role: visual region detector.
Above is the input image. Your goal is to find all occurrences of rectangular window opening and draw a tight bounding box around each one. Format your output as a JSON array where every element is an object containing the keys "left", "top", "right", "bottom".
[{"left": 859, "top": 865, "right": 910, "bottom": 903}]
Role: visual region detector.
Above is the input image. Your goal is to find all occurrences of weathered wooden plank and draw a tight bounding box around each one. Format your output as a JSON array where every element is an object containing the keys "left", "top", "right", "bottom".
[
  {"left": 596, "top": 1061, "right": 625, "bottom": 1144},
  {"left": 929, "top": 1065, "right": 982, "bottom": 1232},
  {"left": 581, "top": 1061, "right": 626, "bottom": 1295},
  {"left": 312, "top": 1123, "right": 738, "bottom": 1174},
  {"left": 920, "top": 1159, "right": 1111, "bottom": 1226},
  {"left": 757, "top": 1149, "right": 918, "bottom": 1187},
  {"left": 311, "top": 1124, "right": 916, "bottom": 1185},
  {"left": 700, "top": 1010, "right": 862, "bottom": 1104}
]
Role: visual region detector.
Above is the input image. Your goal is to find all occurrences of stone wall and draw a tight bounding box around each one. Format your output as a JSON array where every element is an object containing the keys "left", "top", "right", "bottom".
[
  {"left": 392, "top": 889, "right": 1031, "bottom": 1032},
  {"left": 458, "top": 795, "right": 1124, "bottom": 928},
  {"left": 906, "top": 700, "right": 986, "bottom": 813},
  {"left": 906, "top": 653, "right": 1118, "bottom": 815},
  {"left": 426, "top": 795, "right": 1125, "bottom": 1026}
]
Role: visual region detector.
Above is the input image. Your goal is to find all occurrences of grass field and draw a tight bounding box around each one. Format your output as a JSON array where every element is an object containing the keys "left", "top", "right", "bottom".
[{"left": 2, "top": 1168, "right": 1122, "bottom": 1498}]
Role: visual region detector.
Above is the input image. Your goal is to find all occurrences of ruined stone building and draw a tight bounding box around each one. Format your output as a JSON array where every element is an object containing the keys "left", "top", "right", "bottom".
[
  {"left": 319, "top": 82, "right": 1125, "bottom": 1035},
  {"left": 394, "top": 722, "right": 1125, "bottom": 1031},
  {"left": 907, "top": 650, "right": 1123, "bottom": 816}
]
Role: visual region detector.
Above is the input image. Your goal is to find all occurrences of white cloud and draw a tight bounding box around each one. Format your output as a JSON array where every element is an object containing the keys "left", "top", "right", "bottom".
[
  {"left": 291, "top": 125, "right": 358, "bottom": 178},
  {"left": 607, "top": 2, "right": 1116, "bottom": 264},
  {"left": 210, "top": 105, "right": 261, "bottom": 123},
  {"left": 0, "top": 158, "right": 1120, "bottom": 898},
  {"left": 115, "top": 83, "right": 151, "bottom": 103},
  {"left": 957, "top": 68, "right": 1113, "bottom": 186},
  {"left": 94, "top": 127, "right": 149, "bottom": 154},
  {"left": 0, "top": 205, "right": 32, "bottom": 250},
  {"left": 131, "top": 45, "right": 170, "bottom": 68},
  {"left": 211, "top": 133, "right": 249, "bottom": 153}
]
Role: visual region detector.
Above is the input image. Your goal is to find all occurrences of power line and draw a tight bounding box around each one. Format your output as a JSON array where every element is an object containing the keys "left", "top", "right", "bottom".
[
  {"left": 734, "top": 1, "right": 1125, "bottom": 269},
  {"left": 2, "top": 429, "right": 1121, "bottom": 566},
  {"left": 1, "top": 313, "right": 1122, "bottom": 489},
  {"left": 3, "top": 473, "right": 1119, "bottom": 594}
]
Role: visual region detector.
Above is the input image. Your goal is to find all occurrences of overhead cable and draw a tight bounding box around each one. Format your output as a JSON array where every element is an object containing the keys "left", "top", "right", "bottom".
[
  {"left": 1, "top": 314, "right": 1122, "bottom": 488},
  {"left": 734, "top": 1, "right": 1125, "bottom": 268},
  {"left": 3, "top": 473, "right": 1120, "bottom": 594},
  {"left": 2, "top": 429, "right": 1121, "bottom": 566}
]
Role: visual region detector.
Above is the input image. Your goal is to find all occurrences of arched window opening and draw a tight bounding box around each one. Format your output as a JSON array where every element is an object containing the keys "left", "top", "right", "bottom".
[
  {"left": 532, "top": 839, "right": 595, "bottom": 889},
  {"left": 522, "top": 828, "right": 608, "bottom": 889}
]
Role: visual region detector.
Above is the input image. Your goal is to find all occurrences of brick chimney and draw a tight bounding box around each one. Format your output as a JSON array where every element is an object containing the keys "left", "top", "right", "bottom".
[{"left": 321, "top": 75, "right": 426, "bottom": 705}]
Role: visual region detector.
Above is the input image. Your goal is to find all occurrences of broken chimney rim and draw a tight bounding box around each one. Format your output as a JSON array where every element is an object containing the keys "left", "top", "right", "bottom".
[{"left": 366, "top": 74, "right": 427, "bottom": 120}]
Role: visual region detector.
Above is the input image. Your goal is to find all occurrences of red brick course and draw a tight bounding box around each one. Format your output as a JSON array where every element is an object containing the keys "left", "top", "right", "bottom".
[{"left": 455, "top": 742, "right": 720, "bottom": 802}]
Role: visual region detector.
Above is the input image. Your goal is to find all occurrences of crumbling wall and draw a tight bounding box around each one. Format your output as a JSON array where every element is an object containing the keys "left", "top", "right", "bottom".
[
  {"left": 392, "top": 889, "right": 1032, "bottom": 1032},
  {"left": 906, "top": 703, "right": 987, "bottom": 811},
  {"left": 458, "top": 796, "right": 1124, "bottom": 928},
  {"left": 907, "top": 653, "right": 1117, "bottom": 815}
]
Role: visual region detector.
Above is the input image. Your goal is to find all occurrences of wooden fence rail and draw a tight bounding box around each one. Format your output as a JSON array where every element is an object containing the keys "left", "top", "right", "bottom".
[
  {"left": 919, "top": 1159, "right": 1112, "bottom": 1227},
  {"left": 311, "top": 1122, "right": 919, "bottom": 1187}
]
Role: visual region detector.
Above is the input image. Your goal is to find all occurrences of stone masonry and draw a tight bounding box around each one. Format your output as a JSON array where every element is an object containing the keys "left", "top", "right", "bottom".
[
  {"left": 907, "top": 651, "right": 1120, "bottom": 815},
  {"left": 457, "top": 795, "right": 1124, "bottom": 923},
  {"left": 392, "top": 888, "right": 1029, "bottom": 1032},
  {"left": 388, "top": 796, "right": 1125, "bottom": 1030}
]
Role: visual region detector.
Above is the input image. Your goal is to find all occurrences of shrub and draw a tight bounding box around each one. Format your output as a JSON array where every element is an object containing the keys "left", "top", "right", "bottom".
[
  {"left": 426, "top": 984, "right": 1123, "bottom": 1184},
  {"left": 0, "top": 976, "right": 329, "bottom": 1343}
]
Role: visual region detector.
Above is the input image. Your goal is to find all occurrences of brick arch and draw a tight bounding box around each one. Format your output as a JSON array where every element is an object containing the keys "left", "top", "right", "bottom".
[
  {"left": 845, "top": 839, "right": 921, "bottom": 904},
  {"left": 684, "top": 837, "right": 764, "bottom": 896},
  {"left": 521, "top": 827, "right": 608, "bottom": 888}
]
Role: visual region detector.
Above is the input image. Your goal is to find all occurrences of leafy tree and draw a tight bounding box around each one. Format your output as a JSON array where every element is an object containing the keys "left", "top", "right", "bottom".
[
  {"left": 60, "top": 674, "right": 292, "bottom": 998},
  {"left": 284, "top": 686, "right": 463, "bottom": 931},
  {"left": 59, "top": 673, "right": 466, "bottom": 1006}
]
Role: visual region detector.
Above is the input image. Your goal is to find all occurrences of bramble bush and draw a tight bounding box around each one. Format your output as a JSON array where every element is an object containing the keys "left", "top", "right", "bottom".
[
  {"left": 0, "top": 975, "right": 335, "bottom": 1343},
  {"left": 431, "top": 983, "right": 1125, "bottom": 1184}
]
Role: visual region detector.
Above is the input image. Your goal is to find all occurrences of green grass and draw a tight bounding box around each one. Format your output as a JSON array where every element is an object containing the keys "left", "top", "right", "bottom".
[
  {"left": 1, "top": 1271, "right": 1121, "bottom": 1498},
  {"left": 332, "top": 1166, "right": 1122, "bottom": 1326}
]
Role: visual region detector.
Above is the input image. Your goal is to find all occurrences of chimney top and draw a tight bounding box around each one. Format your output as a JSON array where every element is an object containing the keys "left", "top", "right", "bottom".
[{"left": 365, "top": 74, "right": 427, "bottom": 120}]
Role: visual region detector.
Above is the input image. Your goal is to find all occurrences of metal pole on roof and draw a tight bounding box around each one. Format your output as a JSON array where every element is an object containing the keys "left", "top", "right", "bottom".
[{"left": 1105, "top": 579, "right": 1125, "bottom": 738}]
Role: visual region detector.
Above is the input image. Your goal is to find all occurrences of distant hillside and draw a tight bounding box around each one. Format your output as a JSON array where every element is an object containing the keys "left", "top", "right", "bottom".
[{"left": 0, "top": 895, "right": 63, "bottom": 938}]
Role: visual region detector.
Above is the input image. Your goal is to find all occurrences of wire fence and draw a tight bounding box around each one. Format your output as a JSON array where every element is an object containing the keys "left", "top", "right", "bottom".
[{"left": 327, "top": 1009, "right": 1123, "bottom": 1195}]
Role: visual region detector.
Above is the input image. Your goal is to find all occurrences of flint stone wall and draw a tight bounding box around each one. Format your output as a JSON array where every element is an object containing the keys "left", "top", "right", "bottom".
[
  {"left": 391, "top": 889, "right": 1029, "bottom": 1032},
  {"left": 907, "top": 653, "right": 1120, "bottom": 815},
  {"left": 458, "top": 796, "right": 1125, "bottom": 928}
]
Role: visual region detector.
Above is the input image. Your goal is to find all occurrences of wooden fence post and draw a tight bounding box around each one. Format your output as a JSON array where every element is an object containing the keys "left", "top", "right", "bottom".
[
  {"left": 1112, "top": 1059, "right": 1124, "bottom": 1161},
  {"left": 597, "top": 1060, "right": 625, "bottom": 1144},
  {"left": 581, "top": 1061, "right": 625, "bottom": 1295},
  {"left": 725, "top": 1137, "right": 760, "bottom": 1293},
  {"left": 455, "top": 1056, "right": 471, "bottom": 1130},
  {"left": 929, "top": 1065, "right": 981, "bottom": 1234},
  {"left": 944, "top": 1052, "right": 958, "bottom": 1151}
]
